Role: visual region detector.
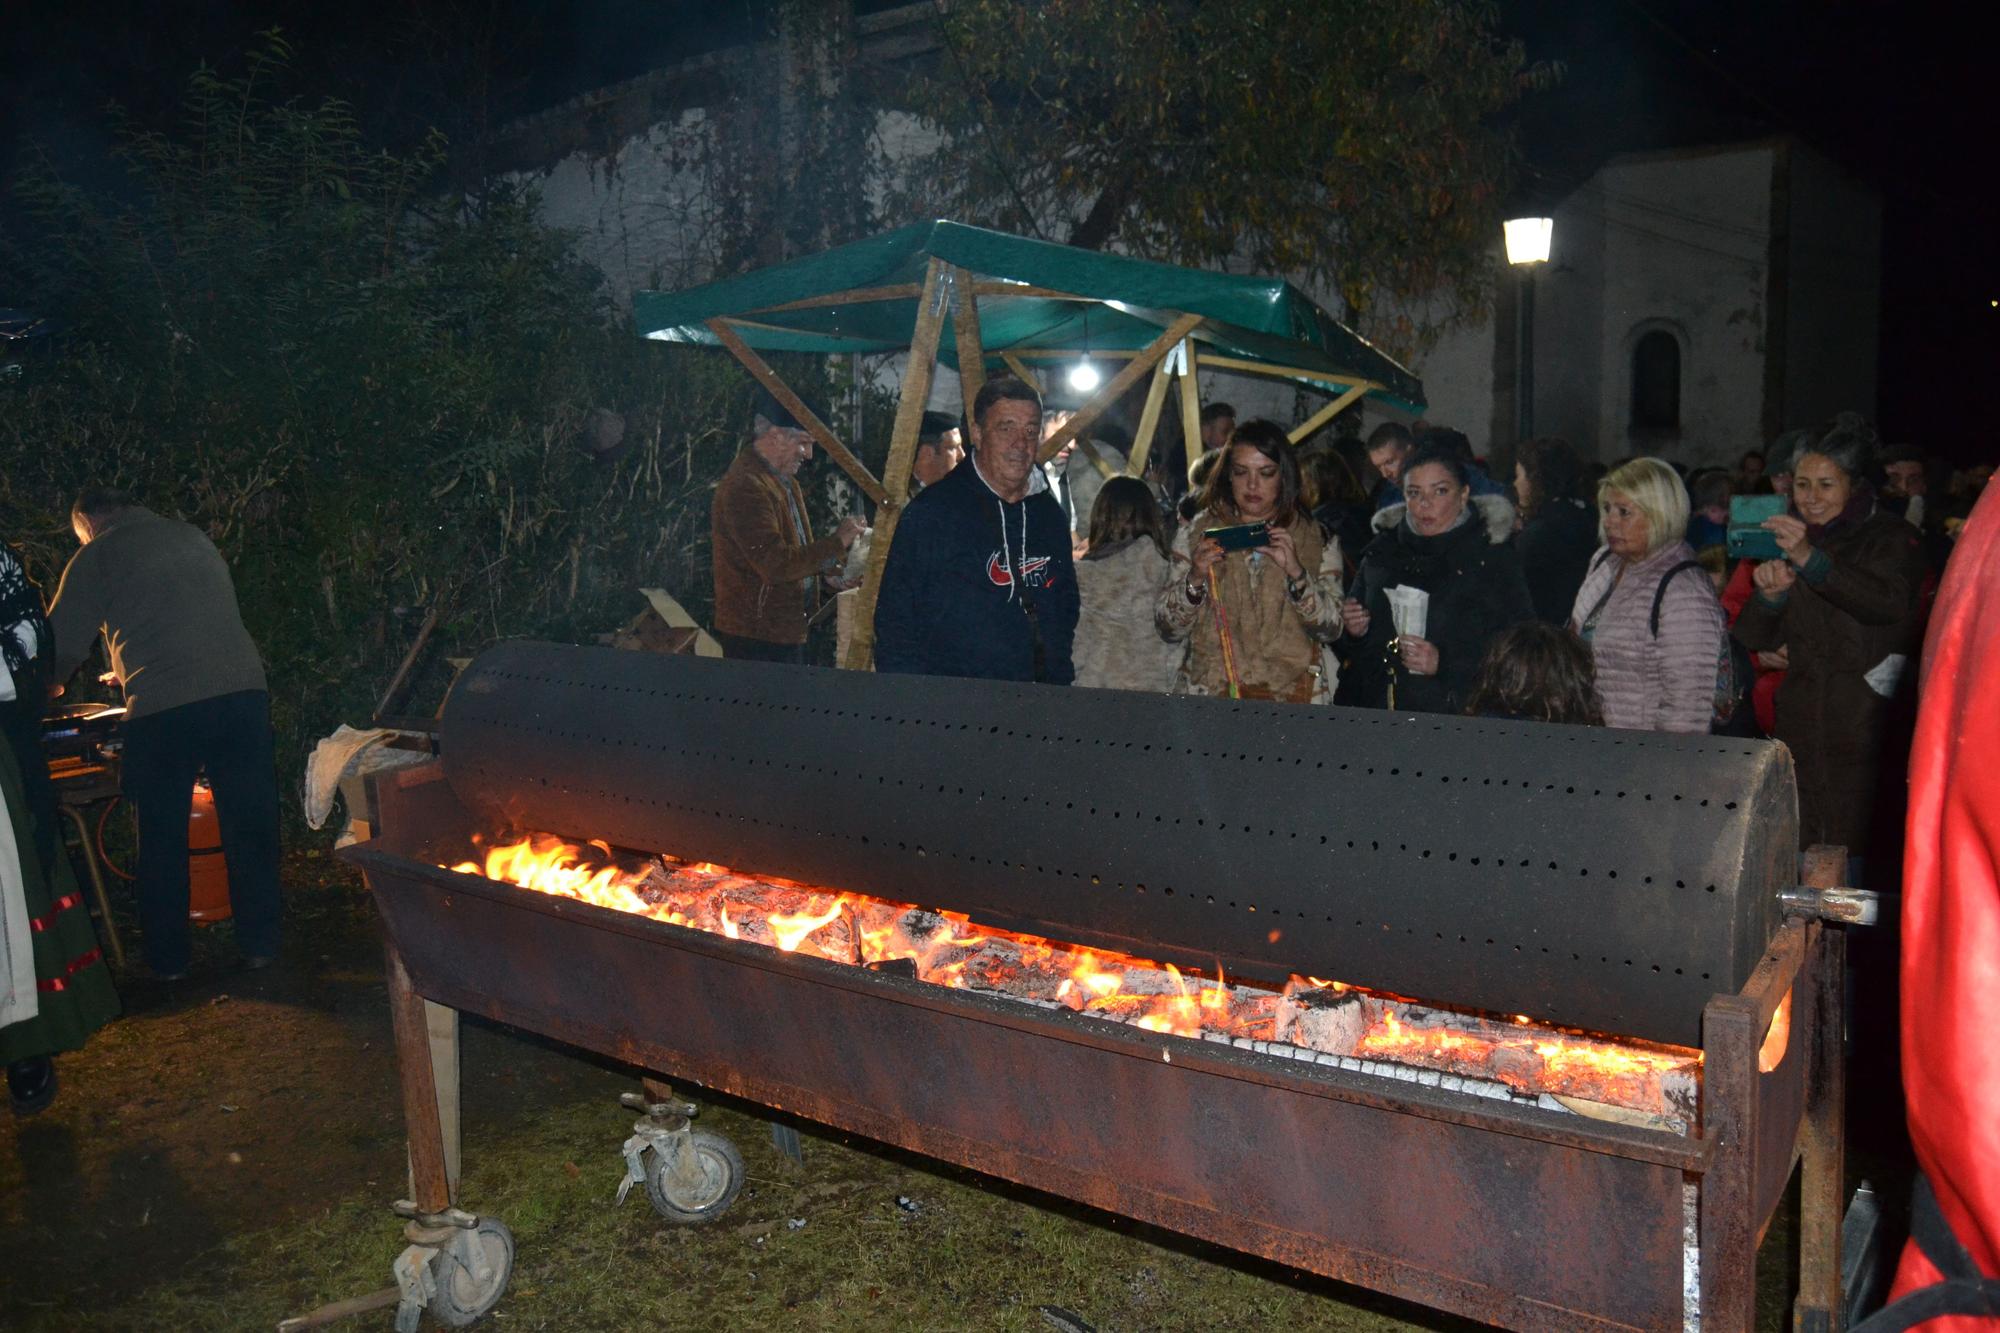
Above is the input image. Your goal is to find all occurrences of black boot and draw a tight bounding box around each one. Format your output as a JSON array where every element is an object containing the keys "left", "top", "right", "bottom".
[{"left": 7, "top": 1055, "right": 57, "bottom": 1116}]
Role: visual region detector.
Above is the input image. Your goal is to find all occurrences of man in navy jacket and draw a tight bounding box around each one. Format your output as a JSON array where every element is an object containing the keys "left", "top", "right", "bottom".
[{"left": 874, "top": 377, "right": 1079, "bottom": 684}]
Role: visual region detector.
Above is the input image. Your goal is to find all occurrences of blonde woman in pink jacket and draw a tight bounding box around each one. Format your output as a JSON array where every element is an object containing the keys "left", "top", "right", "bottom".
[{"left": 1568, "top": 458, "right": 1727, "bottom": 733}]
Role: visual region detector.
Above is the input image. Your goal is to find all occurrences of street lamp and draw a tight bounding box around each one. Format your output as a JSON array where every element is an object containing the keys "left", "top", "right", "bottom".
[{"left": 1505, "top": 216, "right": 1553, "bottom": 442}]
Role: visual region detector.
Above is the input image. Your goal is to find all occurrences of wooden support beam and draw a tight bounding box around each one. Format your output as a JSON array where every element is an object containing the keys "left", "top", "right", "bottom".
[
  {"left": 1179, "top": 343, "right": 1205, "bottom": 484},
  {"left": 1038, "top": 313, "right": 1203, "bottom": 464},
  {"left": 845, "top": 256, "right": 949, "bottom": 670},
  {"left": 1189, "top": 352, "right": 1369, "bottom": 388},
  {"left": 1286, "top": 382, "right": 1371, "bottom": 444},
  {"left": 950, "top": 265, "right": 986, "bottom": 419},
  {"left": 744, "top": 283, "right": 922, "bottom": 315},
  {"left": 1003, "top": 347, "right": 1143, "bottom": 361},
  {"left": 1000, "top": 351, "right": 1043, "bottom": 392},
  {"left": 965, "top": 283, "right": 1092, "bottom": 301},
  {"left": 1125, "top": 357, "right": 1174, "bottom": 477},
  {"left": 707, "top": 318, "right": 888, "bottom": 507},
  {"left": 424, "top": 1000, "right": 461, "bottom": 1202}
]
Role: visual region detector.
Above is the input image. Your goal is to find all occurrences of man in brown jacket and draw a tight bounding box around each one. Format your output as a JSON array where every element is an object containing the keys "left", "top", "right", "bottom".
[{"left": 710, "top": 396, "right": 865, "bottom": 663}]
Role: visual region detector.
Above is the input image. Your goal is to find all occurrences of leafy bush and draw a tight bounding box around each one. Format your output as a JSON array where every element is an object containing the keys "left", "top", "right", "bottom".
[{"left": 0, "top": 37, "right": 788, "bottom": 815}]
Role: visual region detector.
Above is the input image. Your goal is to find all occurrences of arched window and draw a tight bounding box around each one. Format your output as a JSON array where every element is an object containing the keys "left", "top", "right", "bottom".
[{"left": 1631, "top": 330, "right": 1681, "bottom": 431}]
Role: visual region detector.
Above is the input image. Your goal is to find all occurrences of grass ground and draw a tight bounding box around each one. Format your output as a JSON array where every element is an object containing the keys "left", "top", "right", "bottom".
[{"left": 1, "top": 853, "right": 1895, "bottom": 1332}]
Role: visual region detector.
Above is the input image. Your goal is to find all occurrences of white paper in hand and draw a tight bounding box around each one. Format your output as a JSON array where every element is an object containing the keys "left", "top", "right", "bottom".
[{"left": 1385, "top": 585, "right": 1430, "bottom": 639}]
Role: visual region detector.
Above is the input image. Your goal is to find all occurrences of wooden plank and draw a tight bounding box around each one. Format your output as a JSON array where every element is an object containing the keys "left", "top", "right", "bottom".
[
  {"left": 1125, "top": 357, "right": 1174, "bottom": 477},
  {"left": 707, "top": 318, "right": 888, "bottom": 507},
  {"left": 1179, "top": 343, "right": 1206, "bottom": 484},
  {"left": 1037, "top": 313, "right": 1203, "bottom": 463},
  {"left": 743, "top": 283, "right": 922, "bottom": 314},
  {"left": 1000, "top": 351, "right": 1043, "bottom": 392},
  {"left": 386, "top": 942, "right": 452, "bottom": 1215},
  {"left": 965, "top": 283, "right": 1091, "bottom": 301},
  {"left": 1003, "top": 347, "right": 1143, "bottom": 361},
  {"left": 1286, "top": 382, "right": 1371, "bottom": 444},
  {"left": 950, "top": 265, "right": 986, "bottom": 416},
  {"left": 845, "top": 256, "right": 949, "bottom": 670},
  {"left": 424, "top": 1000, "right": 461, "bottom": 1201},
  {"left": 1194, "top": 352, "right": 1370, "bottom": 388}
]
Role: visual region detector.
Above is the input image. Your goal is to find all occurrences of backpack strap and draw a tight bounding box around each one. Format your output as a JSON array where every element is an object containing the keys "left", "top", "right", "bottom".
[{"left": 1651, "top": 561, "right": 1704, "bottom": 638}]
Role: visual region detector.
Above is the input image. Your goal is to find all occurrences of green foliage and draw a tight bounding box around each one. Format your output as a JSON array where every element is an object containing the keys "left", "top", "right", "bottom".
[
  {"left": 0, "top": 36, "right": 767, "bottom": 804},
  {"left": 898, "top": 0, "right": 1535, "bottom": 351}
]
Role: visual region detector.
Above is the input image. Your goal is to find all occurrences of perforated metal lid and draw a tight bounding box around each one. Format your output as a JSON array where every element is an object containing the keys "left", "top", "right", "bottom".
[{"left": 441, "top": 642, "right": 1794, "bottom": 1047}]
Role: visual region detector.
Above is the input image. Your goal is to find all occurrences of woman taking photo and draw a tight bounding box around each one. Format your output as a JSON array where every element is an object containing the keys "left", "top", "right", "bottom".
[
  {"left": 1156, "top": 420, "right": 1343, "bottom": 702},
  {"left": 1073, "top": 477, "right": 1180, "bottom": 693},
  {"left": 1338, "top": 441, "right": 1533, "bottom": 713},
  {"left": 1733, "top": 420, "right": 1927, "bottom": 865},
  {"left": 1568, "top": 457, "right": 1727, "bottom": 734}
]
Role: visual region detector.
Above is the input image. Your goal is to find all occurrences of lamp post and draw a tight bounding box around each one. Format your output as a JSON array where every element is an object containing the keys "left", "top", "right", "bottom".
[{"left": 1504, "top": 216, "right": 1553, "bottom": 443}]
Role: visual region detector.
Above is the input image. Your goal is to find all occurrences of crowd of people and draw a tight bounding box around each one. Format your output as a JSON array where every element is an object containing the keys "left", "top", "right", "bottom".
[{"left": 716, "top": 374, "right": 1982, "bottom": 892}]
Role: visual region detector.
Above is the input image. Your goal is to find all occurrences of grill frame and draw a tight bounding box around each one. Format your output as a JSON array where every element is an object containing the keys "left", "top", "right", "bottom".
[{"left": 348, "top": 760, "right": 1846, "bottom": 1331}]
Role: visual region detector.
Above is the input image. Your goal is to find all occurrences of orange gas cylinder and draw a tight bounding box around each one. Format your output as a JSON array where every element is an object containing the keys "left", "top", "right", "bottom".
[{"left": 188, "top": 780, "right": 232, "bottom": 922}]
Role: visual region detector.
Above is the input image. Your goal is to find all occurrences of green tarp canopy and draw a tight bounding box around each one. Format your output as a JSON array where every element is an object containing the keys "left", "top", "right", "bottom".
[{"left": 633, "top": 219, "right": 1424, "bottom": 412}]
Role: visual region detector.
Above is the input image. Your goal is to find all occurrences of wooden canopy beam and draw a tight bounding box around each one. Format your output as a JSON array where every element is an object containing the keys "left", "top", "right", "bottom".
[
  {"left": 1287, "top": 382, "right": 1372, "bottom": 445},
  {"left": 1037, "top": 313, "right": 1204, "bottom": 464},
  {"left": 845, "top": 256, "right": 950, "bottom": 670},
  {"left": 949, "top": 265, "right": 986, "bottom": 416},
  {"left": 1124, "top": 357, "right": 1175, "bottom": 478},
  {"left": 1192, "top": 352, "right": 1368, "bottom": 390},
  {"left": 706, "top": 319, "right": 888, "bottom": 507},
  {"left": 744, "top": 284, "right": 922, "bottom": 315},
  {"left": 1179, "top": 342, "right": 1205, "bottom": 484},
  {"left": 1000, "top": 352, "right": 1043, "bottom": 392}
]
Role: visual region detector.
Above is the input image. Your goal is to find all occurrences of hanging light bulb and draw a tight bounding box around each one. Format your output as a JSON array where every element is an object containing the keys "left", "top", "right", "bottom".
[{"left": 1068, "top": 307, "right": 1101, "bottom": 393}]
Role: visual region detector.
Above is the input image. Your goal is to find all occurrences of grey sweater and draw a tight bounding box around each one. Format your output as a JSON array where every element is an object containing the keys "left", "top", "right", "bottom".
[{"left": 49, "top": 507, "right": 266, "bottom": 718}]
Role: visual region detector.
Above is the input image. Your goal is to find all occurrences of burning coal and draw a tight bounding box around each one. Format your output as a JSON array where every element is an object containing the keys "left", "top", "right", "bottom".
[{"left": 446, "top": 834, "right": 1702, "bottom": 1124}]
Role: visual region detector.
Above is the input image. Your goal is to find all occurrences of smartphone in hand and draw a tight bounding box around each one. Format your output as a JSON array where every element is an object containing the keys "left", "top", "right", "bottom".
[
  {"left": 1204, "top": 522, "right": 1271, "bottom": 552},
  {"left": 1727, "top": 496, "right": 1786, "bottom": 561}
]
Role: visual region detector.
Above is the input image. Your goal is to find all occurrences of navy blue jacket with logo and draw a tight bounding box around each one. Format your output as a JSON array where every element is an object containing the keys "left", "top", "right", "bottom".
[{"left": 873, "top": 456, "right": 1079, "bottom": 684}]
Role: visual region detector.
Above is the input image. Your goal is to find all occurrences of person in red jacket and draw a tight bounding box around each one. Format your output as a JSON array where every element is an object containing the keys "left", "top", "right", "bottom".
[{"left": 1865, "top": 481, "right": 2000, "bottom": 1328}]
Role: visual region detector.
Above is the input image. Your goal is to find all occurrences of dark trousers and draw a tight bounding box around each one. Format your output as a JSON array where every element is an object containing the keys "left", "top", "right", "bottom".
[
  {"left": 714, "top": 632, "right": 806, "bottom": 665},
  {"left": 121, "top": 689, "right": 282, "bottom": 972}
]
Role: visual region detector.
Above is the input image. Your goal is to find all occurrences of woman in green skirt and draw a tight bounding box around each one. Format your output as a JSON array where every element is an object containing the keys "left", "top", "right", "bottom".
[{"left": 2, "top": 718, "right": 119, "bottom": 1115}]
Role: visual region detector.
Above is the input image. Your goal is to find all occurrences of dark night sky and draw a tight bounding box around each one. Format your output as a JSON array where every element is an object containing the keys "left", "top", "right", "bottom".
[{"left": 4, "top": 1, "right": 1993, "bottom": 449}]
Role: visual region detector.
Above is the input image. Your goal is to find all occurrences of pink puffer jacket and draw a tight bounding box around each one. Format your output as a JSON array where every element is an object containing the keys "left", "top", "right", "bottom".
[{"left": 1570, "top": 540, "right": 1726, "bottom": 734}]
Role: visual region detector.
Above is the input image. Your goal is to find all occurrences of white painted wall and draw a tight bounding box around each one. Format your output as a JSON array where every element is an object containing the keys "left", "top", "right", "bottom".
[{"left": 1584, "top": 145, "right": 1778, "bottom": 468}]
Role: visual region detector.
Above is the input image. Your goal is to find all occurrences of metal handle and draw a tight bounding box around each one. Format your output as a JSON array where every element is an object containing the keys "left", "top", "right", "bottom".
[{"left": 1779, "top": 886, "right": 1880, "bottom": 926}]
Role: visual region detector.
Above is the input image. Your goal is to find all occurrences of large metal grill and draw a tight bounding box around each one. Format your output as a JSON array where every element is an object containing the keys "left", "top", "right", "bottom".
[{"left": 345, "top": 641, "right": 1849, "bottom": 1333}]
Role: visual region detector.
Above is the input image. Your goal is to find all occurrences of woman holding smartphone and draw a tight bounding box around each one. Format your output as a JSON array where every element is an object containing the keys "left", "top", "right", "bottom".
[
  {"left": 1732, "top": 418, "right": 1927, "bottom": 868},
  {"left": 1156, "top": 420, "right": 1343, "bottom": 702}
]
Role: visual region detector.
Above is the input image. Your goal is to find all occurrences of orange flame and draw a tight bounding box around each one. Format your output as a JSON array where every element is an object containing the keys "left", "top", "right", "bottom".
[{"left": 446, "top": 834, "right": 1698, "bottom": 1114}]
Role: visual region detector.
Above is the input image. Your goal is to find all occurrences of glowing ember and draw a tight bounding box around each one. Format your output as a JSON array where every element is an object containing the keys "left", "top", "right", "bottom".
[{"left": 444, "top": 833, "right": 1701, "bottom": 1121}]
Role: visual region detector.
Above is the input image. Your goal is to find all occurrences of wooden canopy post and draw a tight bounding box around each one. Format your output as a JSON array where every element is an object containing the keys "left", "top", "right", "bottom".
[
  {"left": 1286, "top": 381, "right": 1373, "bottom": 445},
  {"left": 706, "top": 319, "right": 889, "bottom": 507},
  {"left": 949, "top": 265, "right": 986, "bottom": 415},
  {"left": 1178, "top": 341, "right": 1205, "bottom": 483},
  {"left": 845, "top": 256, "right": 949, "bottom": 671},
  {"left": 1037, "top": 313, "right": 1203, "bottom": 464},
  {"left": 1124, "top": 357, "right": 1175, "bottom": 478}
]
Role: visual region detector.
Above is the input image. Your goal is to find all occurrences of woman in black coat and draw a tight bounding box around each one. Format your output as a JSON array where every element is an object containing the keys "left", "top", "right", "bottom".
[
  {"left": 1512, "top": 436, "right": 1600, "bottom": 624},
  {"left": 1338, "top": 443, "right": 1535, "bottom": 713}
]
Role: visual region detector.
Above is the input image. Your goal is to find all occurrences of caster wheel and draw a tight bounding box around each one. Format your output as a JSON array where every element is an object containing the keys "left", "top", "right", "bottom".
[
  {"left": 644, "top": 1129, "right": 744, "bottom": 1224},
  {"left": 428, "top": 1217, "right": 515, "bottom": 1328}
]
